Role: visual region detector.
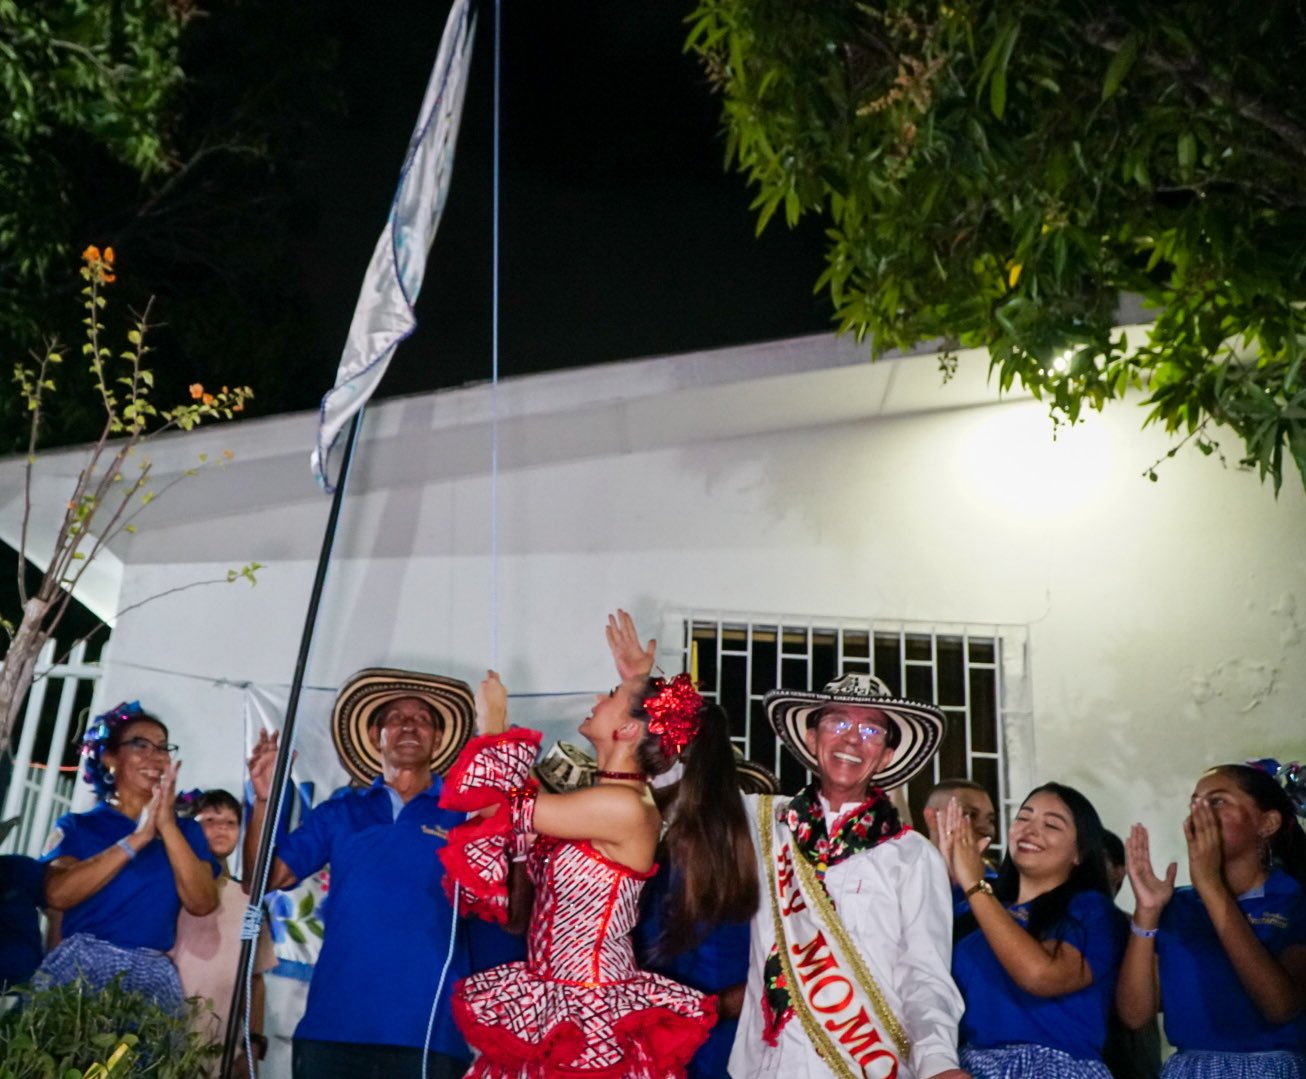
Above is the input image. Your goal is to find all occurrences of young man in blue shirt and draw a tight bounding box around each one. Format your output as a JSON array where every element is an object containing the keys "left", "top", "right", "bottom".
[{"left": 245, "top": 668, "right": 522, "bottom": 1079}]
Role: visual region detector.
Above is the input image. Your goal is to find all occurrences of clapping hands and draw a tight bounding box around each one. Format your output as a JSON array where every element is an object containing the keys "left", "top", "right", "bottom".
[
  {"left": 135, "top": 759, "right": 182, "bottom": 844},
  {"left": 1125, "top": 822, "right": 1177, "bottom": 918},
  {"left": 939, "top": 796, "right": 991, "bottom": 891}
]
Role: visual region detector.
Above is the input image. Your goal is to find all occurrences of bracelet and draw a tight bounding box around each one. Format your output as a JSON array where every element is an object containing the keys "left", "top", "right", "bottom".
[
  {"left": 508, "top": 782, "right": 539, "bottom": 837},
  {"left": 116, "top": 837, "right": 137, "bottom": 860},
  {"left": 1129, "top": 921, "right": 1158, "bottom": 939}
]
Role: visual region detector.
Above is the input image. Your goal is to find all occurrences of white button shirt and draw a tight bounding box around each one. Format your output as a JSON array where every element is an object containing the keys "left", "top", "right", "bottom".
[{"left": 728, "top": 794, "right": 964, "bottom": 1079}]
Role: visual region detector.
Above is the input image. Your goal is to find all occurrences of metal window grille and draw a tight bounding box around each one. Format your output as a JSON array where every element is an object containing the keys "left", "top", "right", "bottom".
[{"left": 662, "top": 610, "right": 1030, "bottom": 855}]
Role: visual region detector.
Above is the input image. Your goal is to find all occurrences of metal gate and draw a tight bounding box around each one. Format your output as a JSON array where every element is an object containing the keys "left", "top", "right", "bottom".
[{"left": 1, "top": 639, "right": 100, "bottom": 856}]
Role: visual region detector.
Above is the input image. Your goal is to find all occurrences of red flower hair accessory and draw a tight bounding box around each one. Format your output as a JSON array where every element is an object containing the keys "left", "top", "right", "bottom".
[{"left": 643, "top": 673, "right": 704, "bottom": 759}]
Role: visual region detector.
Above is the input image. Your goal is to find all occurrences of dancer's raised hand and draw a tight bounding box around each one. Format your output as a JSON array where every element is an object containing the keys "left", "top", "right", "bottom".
[
  {"left": 476, "top": 670, "right": 509, "bottom": 735},
  {"left": 606, "top": 609, "right": 656, "bottom": 682}
]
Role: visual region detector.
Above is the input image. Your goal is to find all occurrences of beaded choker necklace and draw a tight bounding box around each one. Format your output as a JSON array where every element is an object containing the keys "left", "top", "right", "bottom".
[{"left": 595, "top": 769, "right": 648, "bottom": 783}]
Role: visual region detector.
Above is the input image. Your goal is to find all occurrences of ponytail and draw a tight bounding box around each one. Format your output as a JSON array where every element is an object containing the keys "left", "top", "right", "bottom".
[{"left": 632, "top": 685, "right": 759, "bottom": 957}]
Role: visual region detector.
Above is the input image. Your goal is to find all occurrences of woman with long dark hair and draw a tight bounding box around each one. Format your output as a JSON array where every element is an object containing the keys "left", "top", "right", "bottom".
[
  {"left": 38, "top": 702, "right": 219, "bottom": 1009},
  {"left": 1117, "top": 763, "right": 1306, "bottom": 1078},
  {"left": 942, "top": 781, "right": 1125, "bottom": 1078},
  {"left": 437, "top": 612, "right": 756, "bottom": 1078}
]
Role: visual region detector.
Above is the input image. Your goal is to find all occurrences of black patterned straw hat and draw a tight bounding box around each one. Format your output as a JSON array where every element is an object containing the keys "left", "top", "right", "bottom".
[
  {"left": 733, "top": 749, "right": 781, "bottom": 796},
  {"left": 534, "top": 741, "right": 598, "bottom": 794},
  {"left": 331, "top": 668, "right": 475, "bottom": 784},
  {"left": 764, "top": 672, "right": 945, "bottom": 790}
]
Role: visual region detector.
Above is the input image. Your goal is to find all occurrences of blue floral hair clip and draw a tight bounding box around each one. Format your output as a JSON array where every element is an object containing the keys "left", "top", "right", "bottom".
[
  {"left": 81, "top": 700, "right": 143, "bottom": 798},
  {"left": 174, "top": 788, "right": 205, "bottom": 815}
]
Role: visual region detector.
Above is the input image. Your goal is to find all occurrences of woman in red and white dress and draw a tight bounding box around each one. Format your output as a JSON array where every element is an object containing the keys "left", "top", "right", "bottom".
[{"left": 438, "top": 613, "right": 758, "bottom": 1079}]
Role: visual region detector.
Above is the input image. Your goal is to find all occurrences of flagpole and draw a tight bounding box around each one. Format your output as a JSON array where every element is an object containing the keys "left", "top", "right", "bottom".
[{"left": 220, "top": 409, "right": 365, "bottom": 1077}]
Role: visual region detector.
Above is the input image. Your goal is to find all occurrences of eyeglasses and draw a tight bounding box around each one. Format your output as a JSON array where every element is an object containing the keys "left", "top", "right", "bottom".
[
  {"left": 817, "top": 715, "right": 889, "bottom": 743},
  {"left": 120, "top": 737, "right": 178, "bottom": 756}
]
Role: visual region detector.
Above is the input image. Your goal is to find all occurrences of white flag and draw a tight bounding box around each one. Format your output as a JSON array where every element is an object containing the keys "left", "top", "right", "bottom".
[{"left": 312, "top": 0, "right": 476, "bottom": 490}]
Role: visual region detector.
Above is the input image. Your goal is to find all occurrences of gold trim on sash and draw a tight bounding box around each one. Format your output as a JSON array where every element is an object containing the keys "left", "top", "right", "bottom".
[{"left": 759, "top": 795, "right": 912, "bottom": 1075}]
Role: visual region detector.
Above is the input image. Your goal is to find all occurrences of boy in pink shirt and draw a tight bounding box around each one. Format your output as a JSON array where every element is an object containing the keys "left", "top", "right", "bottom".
[{"left": 171, "top": 790, "right": 277, "bottom": 1068}]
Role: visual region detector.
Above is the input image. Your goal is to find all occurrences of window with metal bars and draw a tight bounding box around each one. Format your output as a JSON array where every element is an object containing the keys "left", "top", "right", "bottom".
[{"left": 662, "top": 612, "right": 1015, "bottom": 855}]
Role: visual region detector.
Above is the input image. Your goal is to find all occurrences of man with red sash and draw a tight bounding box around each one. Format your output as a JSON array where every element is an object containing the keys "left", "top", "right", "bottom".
[{"left": 729, "top": 674, "right": 968, "bottom": 1079}]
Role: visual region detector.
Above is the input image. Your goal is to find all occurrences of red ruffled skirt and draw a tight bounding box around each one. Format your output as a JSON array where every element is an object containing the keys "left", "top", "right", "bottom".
[{"left": 455, "top": 961, "right": 717, "bottom": 1079}]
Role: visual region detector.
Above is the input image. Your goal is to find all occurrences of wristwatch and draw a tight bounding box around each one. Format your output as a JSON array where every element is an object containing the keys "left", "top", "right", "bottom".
[{"left": 964, "top": 879, "right": 995, "bottom": 900}]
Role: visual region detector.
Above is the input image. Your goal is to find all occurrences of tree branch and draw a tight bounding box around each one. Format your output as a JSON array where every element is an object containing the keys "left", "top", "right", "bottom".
[{"left": 1084, "top": 23, "right": 1306, "bottom": 163}]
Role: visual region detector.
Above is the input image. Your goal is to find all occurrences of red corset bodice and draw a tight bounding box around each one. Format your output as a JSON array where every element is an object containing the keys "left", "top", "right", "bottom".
[{"left": 525, "top": 837, "right": 654, "bottom": 986}]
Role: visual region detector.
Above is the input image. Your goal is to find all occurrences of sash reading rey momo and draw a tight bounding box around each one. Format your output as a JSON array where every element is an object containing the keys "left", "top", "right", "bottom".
[{"left": 758, "top": 790, "right": 913, "bottom": 1079}]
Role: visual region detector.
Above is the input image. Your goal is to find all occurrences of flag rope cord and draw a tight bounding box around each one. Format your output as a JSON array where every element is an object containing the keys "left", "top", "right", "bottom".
[{"left": 424, "top": 1, "right": 502, "bottom": 1076}]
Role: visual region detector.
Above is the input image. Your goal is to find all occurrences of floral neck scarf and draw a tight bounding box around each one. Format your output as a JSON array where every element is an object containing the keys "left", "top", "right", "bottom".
[{"left": 761, "top": 782, "right": 905, "bottom": 1045}]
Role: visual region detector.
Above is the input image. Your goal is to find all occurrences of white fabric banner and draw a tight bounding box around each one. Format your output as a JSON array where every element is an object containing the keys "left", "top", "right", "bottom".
[{"left": 311, "top": 0, "right": 477, "bottom": 490}]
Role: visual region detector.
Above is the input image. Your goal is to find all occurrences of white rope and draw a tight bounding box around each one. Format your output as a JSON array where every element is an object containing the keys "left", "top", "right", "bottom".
[{"left": 425, "top": 2, "right": 502, "bottom": 1076}]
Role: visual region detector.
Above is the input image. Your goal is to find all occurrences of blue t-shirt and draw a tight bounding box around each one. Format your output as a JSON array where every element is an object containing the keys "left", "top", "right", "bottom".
[
  {"left": 1158, "top": 869, "right": 1306, "bottom": 1052},
  {"left": 953, "top": 888, "right": 1126, "bottom": 1060},
  {"left": 0, "top": 855, "right": 46, "bottom": 986},
  {"left": 276, "top": 777, "right": 523, "bottom": 1056},
  {"left": 42, "top": 803, "right": 220, "bottom": 952},
  {"left": 635, "top": 864, "right": 750, "bottom": 1079}
]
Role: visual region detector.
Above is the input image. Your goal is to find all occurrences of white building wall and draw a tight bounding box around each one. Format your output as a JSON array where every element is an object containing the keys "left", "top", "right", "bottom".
[{"left": 91, "top": 388, "right": 1306, "bottom": 882}]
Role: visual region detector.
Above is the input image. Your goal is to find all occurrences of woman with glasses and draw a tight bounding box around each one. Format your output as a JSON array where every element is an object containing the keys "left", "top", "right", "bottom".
[{"left": 36, "top": 701, "right": 219, "bottom": 1009}]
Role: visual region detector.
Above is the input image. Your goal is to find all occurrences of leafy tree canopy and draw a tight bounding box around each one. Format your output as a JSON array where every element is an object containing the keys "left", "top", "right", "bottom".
[
  {"left": 0, "top": 0, "right": 338, "bottom": 450},
  {"left": 686, "top": 0, "right": 1306, "bottom": 490}
]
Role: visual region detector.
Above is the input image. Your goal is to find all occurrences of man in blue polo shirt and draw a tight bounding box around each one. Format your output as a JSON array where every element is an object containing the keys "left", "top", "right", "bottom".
[{"left": 245, "top": 668, "right": 521, "bottom": 1079}]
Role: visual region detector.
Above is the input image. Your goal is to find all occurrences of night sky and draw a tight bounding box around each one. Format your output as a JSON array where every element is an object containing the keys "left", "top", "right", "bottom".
[{"left": 301, "top": 0, "right": 832, "bottom": 398}]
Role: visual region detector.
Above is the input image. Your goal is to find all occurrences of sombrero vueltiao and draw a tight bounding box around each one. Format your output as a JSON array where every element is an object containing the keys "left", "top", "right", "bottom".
[
  {"left": 534, "top": 741, "right": 781, "bottom": 796},
  {"left": 331, "top": 668, "right": 476, "bottom": 784},
  {"left": 764, "top": 672, "right": 945, "bottom": 790}
]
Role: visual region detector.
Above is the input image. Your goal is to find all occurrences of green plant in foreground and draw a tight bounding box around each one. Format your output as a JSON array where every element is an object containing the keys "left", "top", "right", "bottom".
[{"left": 0, "top": 977, "right": 220, "bottom": 1078}]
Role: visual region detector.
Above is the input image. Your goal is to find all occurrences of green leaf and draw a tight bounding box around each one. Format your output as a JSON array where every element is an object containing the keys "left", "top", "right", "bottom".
[
  {"left": 980, "top": 20, "right": 1020, "bottom": 120},
  {"left": 284, "top": 921, "right": 306, "bottom": 944},
  {"left": 1102, "top": 30, "right": 1142, "bottom": 101},
  {"left": 297, "top": 892, "right": 315, "bottom": 918}
]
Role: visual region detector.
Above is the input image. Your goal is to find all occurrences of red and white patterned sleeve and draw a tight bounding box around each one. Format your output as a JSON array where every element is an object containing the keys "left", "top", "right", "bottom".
[{"left": 438, "top": 728, "right": 542, "bottom": 924}]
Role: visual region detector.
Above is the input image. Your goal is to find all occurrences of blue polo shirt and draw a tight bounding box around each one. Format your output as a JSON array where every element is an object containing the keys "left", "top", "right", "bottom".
[
  {"left": 1158, "top": 869, "right": 1306, "bottom": 1052},
  {"left": 0, "top": 855, "right": 46, "bottom": 986},
  {"left": 953, "top": 889, "right": 1126, "bottom": 1060},
  {"left": 276, "top": 776, "right": 522, "bottom": 1056},
  {"left": 42, "top": 803, "right": 220, "bottom": 952}
]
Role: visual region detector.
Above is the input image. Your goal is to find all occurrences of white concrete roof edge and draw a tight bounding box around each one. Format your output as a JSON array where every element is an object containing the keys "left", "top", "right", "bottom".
[{"left": 0, "top": 324, "right": 1154, "bottom": 483}]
